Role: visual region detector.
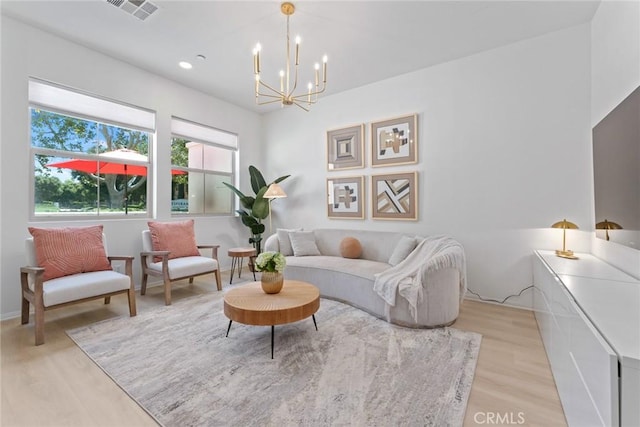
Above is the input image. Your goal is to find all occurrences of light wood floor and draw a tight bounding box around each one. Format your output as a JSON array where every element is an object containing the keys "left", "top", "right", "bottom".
[{"left": 1, "top": 270, "right": 566, "bottom": 427}]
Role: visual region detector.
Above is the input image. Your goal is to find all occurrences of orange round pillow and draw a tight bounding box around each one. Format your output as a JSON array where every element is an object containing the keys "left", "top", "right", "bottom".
[{"left": 340, "top": 237, "right": 362, "bottom": 259}]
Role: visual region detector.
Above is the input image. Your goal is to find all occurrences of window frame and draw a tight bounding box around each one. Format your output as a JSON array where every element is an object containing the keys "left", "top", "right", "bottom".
[
  {"left": 29, "top": 80, "right": 156, "bottom": 221},
  {"left": 170, "top": 117, "right": 238, "bottom": 217}
]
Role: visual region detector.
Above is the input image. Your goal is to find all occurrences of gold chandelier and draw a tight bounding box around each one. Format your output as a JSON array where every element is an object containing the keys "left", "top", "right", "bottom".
[{"left": 253, "top": 2, "right": 327, "bottom": 111}]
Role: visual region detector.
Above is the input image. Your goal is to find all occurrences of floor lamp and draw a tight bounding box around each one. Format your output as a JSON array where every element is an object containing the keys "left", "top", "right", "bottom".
[{"left": 264, "top": 183, "right": 287, "bottom": 235}]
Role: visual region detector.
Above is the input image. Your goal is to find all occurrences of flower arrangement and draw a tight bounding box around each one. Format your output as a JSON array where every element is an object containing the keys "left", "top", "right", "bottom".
[{"left": 254, "top": 251, "right": 286, "bottom": 273}]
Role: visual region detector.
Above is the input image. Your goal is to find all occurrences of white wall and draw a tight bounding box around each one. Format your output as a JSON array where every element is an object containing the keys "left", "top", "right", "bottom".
[
  {"left": 262, "top": 24, "right": 593, "bottom": 308},
  {"left": 4, "top": 3, "right": 635, "bottom": 317},
  {"left": 590, "top": 0, "right": 640, "bottom": 278},
  {"left": 0, "top": 16, "right": 264, "bottom": 318}
]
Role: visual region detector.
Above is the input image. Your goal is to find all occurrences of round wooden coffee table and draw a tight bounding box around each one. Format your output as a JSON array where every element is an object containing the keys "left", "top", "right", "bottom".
[{"left": 223, "top": 280, "right": 320, "bottom": 358}]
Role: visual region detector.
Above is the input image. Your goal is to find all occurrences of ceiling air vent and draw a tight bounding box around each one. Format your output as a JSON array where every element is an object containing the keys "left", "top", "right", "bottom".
[{"left": 107, "top": 0, "right": 158, "bottom": 21}]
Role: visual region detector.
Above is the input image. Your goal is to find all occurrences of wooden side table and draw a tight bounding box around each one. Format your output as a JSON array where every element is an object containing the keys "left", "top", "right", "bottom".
[
  {"left": 227, "top": 247, "right": 256, "bottom": 284},
  {"left": 223, "top": 280, "right": 320, "bottom": 358}
]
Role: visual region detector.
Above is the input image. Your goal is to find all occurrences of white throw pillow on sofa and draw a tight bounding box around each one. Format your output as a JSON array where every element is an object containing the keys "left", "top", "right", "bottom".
[
  {"left": 388, "top": 236, "right": 417, "bottom": 266},
  {"left": 289, "top": 231, "right": 321, "bottom": 256},
  {"left": 276, "top": 228, "right": 302, "bottom": 256}
]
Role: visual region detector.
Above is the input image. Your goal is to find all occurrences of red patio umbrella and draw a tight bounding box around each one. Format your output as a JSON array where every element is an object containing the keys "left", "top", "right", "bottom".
[{"left": 47, "top": 148, "right": 185, "bottom": 214}]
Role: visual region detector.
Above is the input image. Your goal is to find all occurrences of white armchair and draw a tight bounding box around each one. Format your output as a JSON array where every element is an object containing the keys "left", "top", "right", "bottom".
[
  {"left": 21, "top": 232, "right": 137, "bottom": 346},
  {"left": 140, "top": 229, "right": 221, "bottom": 305}
]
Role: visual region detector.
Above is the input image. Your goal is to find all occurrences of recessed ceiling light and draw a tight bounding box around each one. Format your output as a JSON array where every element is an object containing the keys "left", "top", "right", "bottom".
[
  {"left": 196, "top": 54, "right": 206, "bottom": 61},
  {"left": 179, "top": 61, "right": 193, "bottom": 69}
]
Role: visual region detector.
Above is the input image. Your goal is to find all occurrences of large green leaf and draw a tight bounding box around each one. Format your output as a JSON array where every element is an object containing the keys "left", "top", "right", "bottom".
[
  {"left": 252, "top": 187, "right": 269, "bottom": 219},
  {"left": 250, "top": 223, "right": 265, "bottom": 235},
  {"left": 225, "top": 179, "right": 254, "bottom": 209},
  {"left": 240, "top": 196, "right": 255, "bottom": 210},
  {"left": 271, "top": 174, "right": 291, "bottom": 185},
  {"left": 239, "top": 213, "right": 259, "bottom": 228},
  {"left": 223, "top": 182, "right": 246, "bottom": 199},
  {"left": 249, "top": 165, "right": 267, "bottom": 194}
]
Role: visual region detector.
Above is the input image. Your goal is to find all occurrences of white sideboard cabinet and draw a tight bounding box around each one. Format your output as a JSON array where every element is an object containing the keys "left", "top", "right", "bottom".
[{"left": 532, "top": 250, "right": 640, "bottom": 427}]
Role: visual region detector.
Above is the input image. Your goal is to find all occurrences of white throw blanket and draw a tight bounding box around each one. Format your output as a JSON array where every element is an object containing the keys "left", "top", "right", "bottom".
[{"left": 373, "top": 235, "right": 467, "bottom": 321}]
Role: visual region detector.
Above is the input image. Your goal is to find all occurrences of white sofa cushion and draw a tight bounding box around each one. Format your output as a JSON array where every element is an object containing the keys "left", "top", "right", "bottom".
[
  {"left": 289, "top": 231, "right": 321, "bottom": 256},
  {"left": 147, "top": 256, "right": 218, "bottom": 280},
  {"left": 42, "top": 270, "right": 130, "bottom": 307},
  {"left": 286, "top": 255, "right": 389, "bottom": 281},
  {"left": 276, "top": 228, "right": 301, "bottom": 256},
  {"left": 388, "top": 236, "right": 418, "bottom": 266}
]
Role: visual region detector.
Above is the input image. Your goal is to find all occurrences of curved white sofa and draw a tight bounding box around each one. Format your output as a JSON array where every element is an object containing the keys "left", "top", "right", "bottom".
[{"left": 264, "top": 229, "right": 466, "bottom": 328}]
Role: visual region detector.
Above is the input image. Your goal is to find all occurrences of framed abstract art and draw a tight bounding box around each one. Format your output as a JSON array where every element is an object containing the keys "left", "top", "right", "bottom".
[
  {"left": 327, "top": 176, "right": 365, "bottom": 219},
  {"left": 327, "top": 124, "right": 365, "bottom": 171},
  {"left": 371, "top": 114, "right": 418, "bottom": 167},
  {"left": 371, "top": 172, "right": 418, "bottom": 220}
]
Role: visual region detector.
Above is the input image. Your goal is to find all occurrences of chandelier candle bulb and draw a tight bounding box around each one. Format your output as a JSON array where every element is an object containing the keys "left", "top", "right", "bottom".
[
  {"left": 253, "top": 52, "right": 258, "bottom": 74},
  {"left": 323, "top": 55, "right": 328, "bottom": 82},
  {"left": 255, "top": 43, "right": 262, "bottom": 73}
]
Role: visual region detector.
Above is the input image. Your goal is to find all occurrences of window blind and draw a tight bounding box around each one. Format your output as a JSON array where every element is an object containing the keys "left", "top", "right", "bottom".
[
  {"left": 29, "top": 79, "right": 155, "bottom": 132},
  {"left": 171, "top": 117, "right": 237, "bottom": 149}
]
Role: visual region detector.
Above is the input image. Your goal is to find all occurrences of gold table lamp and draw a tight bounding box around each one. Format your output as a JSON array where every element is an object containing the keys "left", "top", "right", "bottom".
[
  {"left": 551, "top": 219, "right": 579, "bottom": 259},
  {"left": 596, "top": 219, "right": 623, "bottom": 241}
]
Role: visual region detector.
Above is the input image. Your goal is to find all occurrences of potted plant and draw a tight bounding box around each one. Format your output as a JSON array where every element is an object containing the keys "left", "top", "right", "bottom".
[
  {"left": 223, "top": 165, "right": 290, "bottom": 255},
  {"left": 254, "top": 251, "right": 286, "bottom": 294}
]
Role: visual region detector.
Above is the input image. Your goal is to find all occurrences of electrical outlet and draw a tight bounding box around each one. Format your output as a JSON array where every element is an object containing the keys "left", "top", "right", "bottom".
[{"left": 113, "top": 265, "right": 123, "bottom": 273}]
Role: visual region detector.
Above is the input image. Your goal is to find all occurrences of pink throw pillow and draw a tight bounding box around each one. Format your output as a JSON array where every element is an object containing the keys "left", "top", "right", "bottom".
[
  {"left": 147, "top": 220, "right": 200, "bottom": 262},
  {"left": 28, "top": 225, "right": 112, "bottom": 281}
]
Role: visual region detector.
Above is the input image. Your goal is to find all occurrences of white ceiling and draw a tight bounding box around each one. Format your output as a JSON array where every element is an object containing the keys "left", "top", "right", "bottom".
[{"left": 1, "top": 0, "right": 600, "bottom": 113}]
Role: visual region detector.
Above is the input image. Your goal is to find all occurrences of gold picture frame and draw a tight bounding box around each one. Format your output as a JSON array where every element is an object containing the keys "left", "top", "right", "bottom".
[
  {"left": 371, "top": 172, "right": 418, "bottom": 220},
  {"left": 371, "top": 114, "right": 418, "bottom": 167},
  {"left": 327, "top": 124, "right": 365, "bottom": 171},
  {"left": 327, "top": 176, "right": 365, "bottom": 219}
]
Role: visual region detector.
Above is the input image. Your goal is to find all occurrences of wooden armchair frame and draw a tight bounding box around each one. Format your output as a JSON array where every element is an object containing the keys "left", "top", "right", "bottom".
[
  {"left": 20, "top": 256, "right": 137, "bottom": 346},
  {"left": 140, "top": 244, "right": 222, "bottom": 306}
]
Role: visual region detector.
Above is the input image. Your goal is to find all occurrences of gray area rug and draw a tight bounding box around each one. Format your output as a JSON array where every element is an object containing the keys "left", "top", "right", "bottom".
[{"left": 67, "top": 292, "right": 481, "bottom": 426}]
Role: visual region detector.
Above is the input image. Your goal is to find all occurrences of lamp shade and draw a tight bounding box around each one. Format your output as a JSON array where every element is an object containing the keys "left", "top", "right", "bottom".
[
  {"left": 264, "top": 183, "right": 287, "bottom": 199},
  {"left": 595, "top": 219, "right": 623, "bottom": 230},
  {"left": 551, "top": 219, "right": 578, "bottom": 230}
]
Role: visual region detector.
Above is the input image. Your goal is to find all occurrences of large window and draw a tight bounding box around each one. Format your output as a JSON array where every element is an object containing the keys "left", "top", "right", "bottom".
[
  {"left": 171, "top": 118, "right": 237, "bottom": 215},
  {"left": 29, "top": 80, "right": 155, "bottom": 218}
]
